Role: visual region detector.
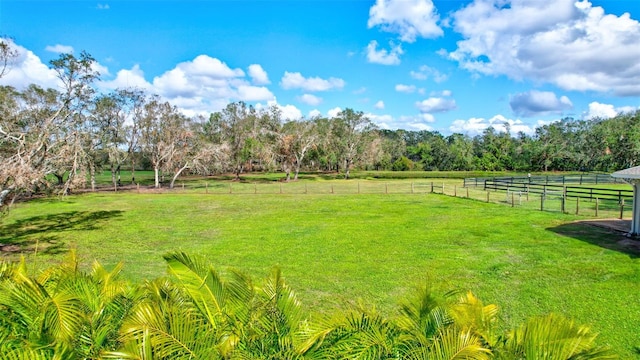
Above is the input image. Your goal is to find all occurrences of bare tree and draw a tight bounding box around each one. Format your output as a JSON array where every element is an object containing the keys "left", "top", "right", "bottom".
[
  {"left": 277, "top": 119, "right": 317, "bottom": 181},
  {"left": 0, "top": 38, "right": 19, "bottom": 79}
]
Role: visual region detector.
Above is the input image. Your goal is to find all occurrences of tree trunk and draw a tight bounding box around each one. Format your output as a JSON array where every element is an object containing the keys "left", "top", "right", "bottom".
[
  {"left": 0, "top": 189, "right": 11, "bottom": 207},
  {"left": 294, "top": 163, "right": 301, "bottom": 181},
  {"left": 130, "top": 159, "right": 136, "bottom": 184},
  {"left": 170, "top": 163, "right": 189, "bottom": 189},
  {"left": 111, "top": 163, "right": 117, "bottom": 188},
  {"left": 54, "top": 173, "right": 64, "bottom": 185},
  {"left": 344, "top": 159, "right": 351, "bottom": 180},
  {"left": 154, "top": 167, "right": 160, "bottom": 188},
  {"left": 90, "top": 162, "right": 96, "bottom": 191}
]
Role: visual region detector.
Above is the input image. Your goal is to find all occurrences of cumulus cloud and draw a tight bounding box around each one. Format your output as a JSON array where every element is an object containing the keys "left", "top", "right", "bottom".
[
  {"left": 297, "top": 93, "right": 323, "bottom": 106},
  {"left": 415, "top": 96, "right": 456, "bottom": 113},
  {"left": 374, "top": 100, "right": 385, "bottom": 109},
  {"left": 280, "top": 71, "right": 345, "bottom": 92},
  {"left": 449, "top": 0, "right": 640, "bottom": 95},
  {"left": 410, "top": 64, "right": 447, "bottom": 82},
  {"left": 584, "top": 101, "right": 638, "bottom": 119},
  {"left": 255, "top": 99, "right": 303, "bottom": 121},
  {"left": 1, "top": 40, "right": 278, "bottom": 117},
  {"left": 248, "top": 64, "right": 270, "bottom": 85},
  {"left": 366, "top": 113, "right": 435, "bottom": 130},
  {"left": 308, "top": 109, "right": 322, "bottom": 118},
  {"left": 449, "top": 114, "right": 538, "bottom": 135},
  {"left": 328, "top": 107, "right": 342, "bottom": 118},
  {"left": 366, "top": 40, "right": 403, "bottom": 65},
  {"left": 45, "top": 44, "right": 74, "bottom": 54},
  {"left": 99, "top": 64, "right": 152, "bottom": 91},
  {"left": 509, "top": 90, "right": 573, "bottom": 117},
  {"left": 0, "top": 40, "right": 60, "bottom": 90},
  {"left": 368, "top": 0, "right": 443, "bottom": 42},
  {"left": 395, "top": 84, "right": 416, "bottom": 93}
]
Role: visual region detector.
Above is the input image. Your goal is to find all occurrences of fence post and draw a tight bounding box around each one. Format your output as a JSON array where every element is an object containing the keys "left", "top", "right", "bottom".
[
  {"left": 331, "top": 185, "right": 334, "bottom": 194},
  {"left": 486, "top": 191, "right": 490, "bottom": 203},
  {"left": 411, "top": 182, "right": 414, "bottom": 194},
  {"left": 205, "top": 182, "right": 208, "bottom": 194},
  {"left": 576, "top": 197, "right": 579, "bottom": 215},
  {"left": 620, "top": 199, "right": 625, "bottom": 219},
  {"left": 561, "top": 196, "right": 566, "bottom": 213},
  {"left": 431, "top": 182, "right": 434, "bottom": 193},
  {"left": 466, "top": 187, "right": 469, "bottom": 198},
  {"left": 442, "top": 183, "right": 445, "bottom": 195},
  {"left": 511, "top": 192, "right": 515, "bottom": 207},
  {"left": 229, "top": 183, "right": 232, "bottom": 194},
  {"left": 358, "top": 182, "right": 360, "bottom": 194},
  {"left": 526, "top": 185, "right": 529, "bottom": 201},
  {"left": 541, "top": 193, "right": 545, "bottom": 211},
  {"left": 454, "top": 185, "right": 457, "bottom": 197},
  {"left": 305, "top": 184, "right": 307, "bottom": 194},
  {"left": 595, "top": 198, "right": 599, "bottom": 217},
  {"left": 182, "top": 183, "right": 185, "bottom": 190}
]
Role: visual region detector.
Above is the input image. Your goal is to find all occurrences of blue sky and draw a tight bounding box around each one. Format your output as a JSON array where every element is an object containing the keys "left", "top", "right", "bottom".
[{"left": 1, "top": 0, "right": 639, "bottom": 135}]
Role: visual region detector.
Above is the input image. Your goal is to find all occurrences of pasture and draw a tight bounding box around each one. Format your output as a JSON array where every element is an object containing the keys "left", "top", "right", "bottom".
[{"left": 1, "top": 178, "right": 639, "bottom": 357}]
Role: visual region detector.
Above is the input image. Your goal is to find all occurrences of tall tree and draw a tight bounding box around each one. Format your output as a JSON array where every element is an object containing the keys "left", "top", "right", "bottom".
[{"left": 332, "top": 109, "right": 375, "bottom": 179}]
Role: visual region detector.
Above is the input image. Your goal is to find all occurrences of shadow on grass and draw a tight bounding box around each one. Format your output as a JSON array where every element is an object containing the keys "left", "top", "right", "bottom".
[
  {"left": 0, "top": 210, "right": 123, "bottom": 256},
  {"left": 547, "top": 221, "right": 640, "bottom": 258}
]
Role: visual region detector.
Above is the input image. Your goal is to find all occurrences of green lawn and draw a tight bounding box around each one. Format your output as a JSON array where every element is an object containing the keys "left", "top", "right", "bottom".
[{"left": 1, "top": 185, "right": 639, "bottom": 357}]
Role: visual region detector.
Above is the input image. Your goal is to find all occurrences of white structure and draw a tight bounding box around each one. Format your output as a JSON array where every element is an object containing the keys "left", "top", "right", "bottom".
[{"left": 611, "top": 166, "right": 640, "bottom": 236}]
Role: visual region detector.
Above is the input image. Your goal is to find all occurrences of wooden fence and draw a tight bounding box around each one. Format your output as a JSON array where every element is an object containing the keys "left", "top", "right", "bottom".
[{"left": 464, "top": 174, "right": 623, "bottom": 188}]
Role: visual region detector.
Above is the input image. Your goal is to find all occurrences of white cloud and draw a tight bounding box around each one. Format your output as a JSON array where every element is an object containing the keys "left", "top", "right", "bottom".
[
  {"left": 298, "top": 93, "right": 323, "bottom": 106},
  {"left": 368, "top": 0, "right": 443, "bottom": 42},
  {"left": 0, "top": 40, "right": 60, "bottom": 90},
  {"left": 366, "top": 40, "right": 403, "bottom": 65},
  {"left": 449, "top": 114, "right": 536, "bottom": 136},
  {"left": 99, "top": 64, "right": 153, "bottom": 91},
  {"left": 45, "top": 44, "right": 74, "bottom": 54},
  {"left": 280, "top": 71, "right": 345, "bottom": 92},
  {"left": 248, "top": 64, "right": 270, "bottom": 85},
  {"left": 1, "top": 40, "right": 277, "bottom": 117},
  {"left": 308, "top": 109, "right": 322, "bottom": 118},
  {"left": 328, "top": 107, "right": 342, "bottom": 118},
  {"left": 367, "top": 113, "right": 435, "bottom": 130},
  {"left": 415, "top": 97, "right": 456, "bottom": 113},
  {"left": 97, "top": 3, "right": 110, "bottom": 10},
  {"left": 395, "top": 84, "right": 416, "bottom": 93},
  {"left": 584, "top": 102, "right": 638, "bottom": 119},
  {"left": 255, "top": 99, "right": 303, "bottom": 121},
  {"left": 365, "top": 112, "right": 394, "bottom": 129},
  {"left": 509, "top": 90, "right": 573, "bottom": 117},
  {"left": 449, "top": 0, "right": 640, "bottom": 95},
  {"left": 374, "top": 100, "right": 385, "bottom": 109},
  {"left": 410, "top": 65, "right": 448, "bottom": 82},
  {"left": 236, "top": 85, "right": 275, "bottom": 102}
]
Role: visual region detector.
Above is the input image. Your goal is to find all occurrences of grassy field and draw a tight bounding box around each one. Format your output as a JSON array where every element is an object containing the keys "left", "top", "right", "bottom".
[{"left": 1, "top": 180, "right": 639, "bottom": 357}]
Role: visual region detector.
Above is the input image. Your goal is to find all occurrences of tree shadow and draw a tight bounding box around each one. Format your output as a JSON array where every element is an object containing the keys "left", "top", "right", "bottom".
[
  {"left": 547, "top": 221, "right": 640, "bottom": 259},
  {"left": 0, "top": 210, "right": 123, "bottom": 256}
]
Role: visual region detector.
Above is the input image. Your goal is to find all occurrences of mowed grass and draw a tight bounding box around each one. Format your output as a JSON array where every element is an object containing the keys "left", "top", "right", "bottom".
[{"left": 1, "top": 186, "right": 639, "bottom": 357}]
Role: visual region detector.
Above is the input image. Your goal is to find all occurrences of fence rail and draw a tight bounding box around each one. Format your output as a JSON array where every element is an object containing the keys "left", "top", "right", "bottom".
[
  {"left": 483, "top": 180, "right": 633, "bottom": 202},
  {"left": 464, "top": 174, "right": 623, "bottom": 188}
]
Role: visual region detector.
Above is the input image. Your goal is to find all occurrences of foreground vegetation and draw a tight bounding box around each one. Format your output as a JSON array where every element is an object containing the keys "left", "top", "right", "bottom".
[
  {"left": 1, "top": 190, "right": 638, "bottom": 356},
  {"left": 0, "top": 251, "right": 618, "bottom": 359}
]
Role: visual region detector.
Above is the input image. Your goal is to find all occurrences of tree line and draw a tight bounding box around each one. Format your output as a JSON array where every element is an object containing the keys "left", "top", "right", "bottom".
[
  {"left": 1, "top": 48, "right": 639, "bottom": 209},
  {"left": 0, "top": 251, "right": 616, "bottom": 359}
]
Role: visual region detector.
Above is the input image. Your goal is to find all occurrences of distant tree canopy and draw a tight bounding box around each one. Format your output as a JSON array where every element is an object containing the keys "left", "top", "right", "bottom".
[{"left": 2, "top": 47, "right": 639, "bottom": 208}]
